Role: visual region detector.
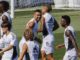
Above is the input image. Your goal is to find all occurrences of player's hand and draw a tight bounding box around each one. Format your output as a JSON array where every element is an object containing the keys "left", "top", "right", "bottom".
[
  {"left": 18, "top": 58, "right": 22, "bottom": 60},
  {"left": 0, "top": 51, "right": 4, "bottom": 56},
  {"left": 56, "top": 45, "right": 62, "bottom": 50}
]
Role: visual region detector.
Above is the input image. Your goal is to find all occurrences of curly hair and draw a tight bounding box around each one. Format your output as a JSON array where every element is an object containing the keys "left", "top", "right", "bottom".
[
  {"left": 24, "top": 29, "right": 33, "bottom": 41},
  {"left": 0, "top": 1, "right": 9, "bottom": 11}
]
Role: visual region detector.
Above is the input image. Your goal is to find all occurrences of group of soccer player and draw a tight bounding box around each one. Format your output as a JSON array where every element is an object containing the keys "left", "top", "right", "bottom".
[{"left": 0, "top": 1, "right": 80, "bottom": 60}]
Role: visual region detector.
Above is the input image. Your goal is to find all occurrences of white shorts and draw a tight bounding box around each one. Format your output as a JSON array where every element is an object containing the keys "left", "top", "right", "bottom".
[
  {"left": 41, "top": 34, "right": 54, "bottom": 55},
  {"left": 63, "top": 48, "right": 77, "bottom": 60}
]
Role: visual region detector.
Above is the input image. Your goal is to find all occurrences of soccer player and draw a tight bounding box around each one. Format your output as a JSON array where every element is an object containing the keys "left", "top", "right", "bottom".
[
  {"left": 0, "top": 22, "right": 18, "bottom": 60},
  {"left": 18, "top": 29, "right": 40, "bottom": 60},
  {"left": 25, "top": 9, "right": 41, "bottom": 38},
  {"left": 19, "top": 9, "right": 41, "bottom": 60},
  {"left": 39, "top": 5, "right": 59, "bottom": 60},
  {"left": 0, "top": 1, "right": 12, "bottom": 37},
  {"left": 56, "top": 15, "right": 80, "bottom": 60}
]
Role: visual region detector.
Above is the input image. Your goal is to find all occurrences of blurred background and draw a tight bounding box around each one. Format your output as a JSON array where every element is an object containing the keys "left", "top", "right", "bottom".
[{"left": 1, "top": 0, "right": 80, "bottom": 8}]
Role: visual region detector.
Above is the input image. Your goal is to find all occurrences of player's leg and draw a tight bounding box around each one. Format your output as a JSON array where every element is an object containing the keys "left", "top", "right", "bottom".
[
  {"left": 46, "top": 35, "right": 54, "bottom": 60},
  {"left": 41, "top": 38, "right": 47, "bottom": 60},
  {"left": 47, "top": 53, "right": 55, "bottom": 60},
  {"left": 63, "top": 53, "right": 68, "bottom": 60},
  {"left": 41, "top": 50, "right": 46, "bottom": 60}
]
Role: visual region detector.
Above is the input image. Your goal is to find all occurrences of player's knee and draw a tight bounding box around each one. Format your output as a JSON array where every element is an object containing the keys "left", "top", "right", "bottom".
[
  {"left": 41, "top": 50, "right": 46, "bottom": 58},
  {"left": 47, "top": 54, "right": 54, "bottom": 60}
]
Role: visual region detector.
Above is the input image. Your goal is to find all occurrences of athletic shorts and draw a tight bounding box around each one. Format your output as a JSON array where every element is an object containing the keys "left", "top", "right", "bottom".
[
  {"left": 41, "top": 34, "right": 54, "bottom": 55},
  {"left": 63, "top": 48, "right": 77, "bottom": 60}
]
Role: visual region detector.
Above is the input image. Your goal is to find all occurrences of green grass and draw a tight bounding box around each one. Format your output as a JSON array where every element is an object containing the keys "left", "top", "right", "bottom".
[{"left": 13, "top": 10, "right": 80, "bottom": 60}]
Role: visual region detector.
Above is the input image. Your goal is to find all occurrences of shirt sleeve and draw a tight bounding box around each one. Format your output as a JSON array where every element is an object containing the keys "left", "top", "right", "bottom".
[{"left": 10, "top": 34, "right": 17, "bottom": 46}]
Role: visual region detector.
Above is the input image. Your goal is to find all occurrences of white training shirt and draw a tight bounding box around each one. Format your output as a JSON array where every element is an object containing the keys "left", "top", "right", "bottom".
[
  {"left": 42, "top": 13, "right": 54, "bottom": 37},
  {"left": 19, "top": 36, "right": 28, "bottom": 60},
  {"left": 2, "top": 32, "right": 18, "bottom": 59},
  {"left": 26, "top": 40, "right": 39, "bottom": 60},
  {"left": 19, "top": 37, "right": 26, "bottom": 53},
  {"left": 64, "top": 26, "right": 76, "bottom": 51}
]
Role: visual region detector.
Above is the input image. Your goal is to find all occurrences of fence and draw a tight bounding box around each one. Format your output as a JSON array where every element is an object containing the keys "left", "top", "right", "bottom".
[
  {"left": 54, "top": 0, "right": 80, "bottom": 8},
  {"left": 14, "top": 0, "right": 54, "bottom": 8},
  {"left": 0, "top": 0, "right": 80, "bottom": 8},
  {"left": 13, "top": 0, "right": 80, "bottom": 8}
]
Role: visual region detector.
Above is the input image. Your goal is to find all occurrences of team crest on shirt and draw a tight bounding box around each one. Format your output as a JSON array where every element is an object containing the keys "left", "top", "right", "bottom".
[{"left": 46, "top": 42, "right": 49, "bottom": 46}]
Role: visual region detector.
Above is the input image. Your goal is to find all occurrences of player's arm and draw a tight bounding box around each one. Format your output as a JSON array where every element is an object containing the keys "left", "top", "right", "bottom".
[
  {"left": 28, "top": 21, "right": 35, "bottom": 29},
  {"left": 65, "top": 30, "right": 80, "bottom": 57},
  {"left": 56, "top": 44, "right": 65, "bottom": 49},
  {"left": 0, "top": 44, "right": 13, "bottom": 55},
  {"left": 2, "top": 15, "right": 8, "bottom": 23},
  {"left": 1, "top": 45, "right": 13, "bottom": 53},
  {"left": 26, "top": 20, "right": 35, "bottom": 29},
  {"left": 0, "top": 38, "right": 16, "bottom": 54},
  {"left": 38, "top": 17, "right": 45, "bottom": 32},
  {"left": 18, "top": 43, "right": 28, "bottom": 60},
  {"left": 53, "top": 19, "right": 59, "bottom": 31}
]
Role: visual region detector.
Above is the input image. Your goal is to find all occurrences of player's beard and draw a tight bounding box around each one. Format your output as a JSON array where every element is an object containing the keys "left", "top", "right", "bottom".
[{"left": 61, "top": 24, "right": 65, "bottom": 28}]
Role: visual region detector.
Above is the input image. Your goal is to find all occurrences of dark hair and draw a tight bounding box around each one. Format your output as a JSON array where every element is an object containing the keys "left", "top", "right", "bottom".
[
  {"left": 34, "top": 9, "right": 41, "bottom": 13},
  {"left": 62, "top": 15, "right": 71, "bottom": 25},
  {"left": 43, "top": 4, "right": 52, "bottom": 12},
  {"left": 0, "top": 1, "right": 9, "bottom": 11},
  {"left": 1, "top": 22, "right": 12, "bottom": 31}
]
